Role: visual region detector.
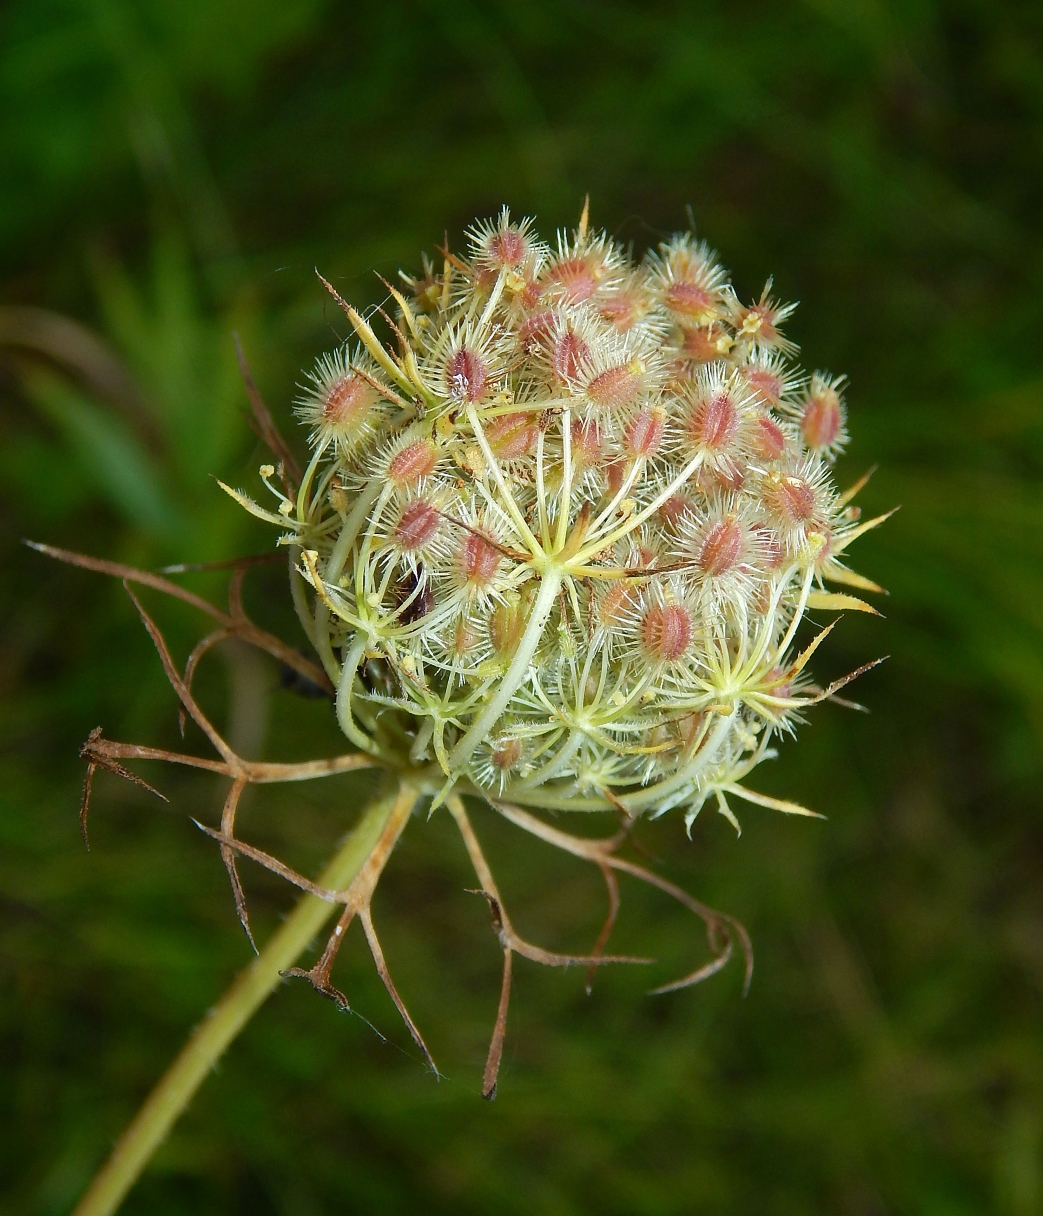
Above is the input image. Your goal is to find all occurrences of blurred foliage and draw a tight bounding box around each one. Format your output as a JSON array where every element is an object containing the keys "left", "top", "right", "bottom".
[{"left": 1, "top": 1, "right": 1041, "bottom": 1213}]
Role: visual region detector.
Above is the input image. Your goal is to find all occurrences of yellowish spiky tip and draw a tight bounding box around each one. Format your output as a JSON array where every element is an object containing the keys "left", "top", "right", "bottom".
[{"left": 241, "top": 205, "right": 885, "bottom": 831}]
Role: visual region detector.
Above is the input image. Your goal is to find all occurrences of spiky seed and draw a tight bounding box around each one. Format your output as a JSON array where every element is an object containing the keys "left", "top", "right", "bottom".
[{"left": 640, "top": 602, "right": 694, "bottom": 662}]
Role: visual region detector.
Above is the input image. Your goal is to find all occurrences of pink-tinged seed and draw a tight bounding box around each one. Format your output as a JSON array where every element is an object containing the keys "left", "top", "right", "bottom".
[
  {"left": 518, "top": 278, "right": 543, "bottom": 310},
  {"left": 587, "top": 362, "right": 642, "bottom": 411},
  {"left": 487, "top": 412, "right": 539, "bottom": 458},
  {"left": 394, "top": 500, "right": 441, "bottom": 550},
  {"left": 699, "top": 518, "right": 743, "bottom": 575},
  {"left": 641, "top": 603, "right": 693, "bottom": 662},
  {"left": 689, "top": 390, "right": 738, "bottom": 449},
  {"left": 549, "top": 257, "right": 597, "bottom": 303},
  {"left": 737, "top": 302, "right": 779, "bottom": 342},
  {"left": 598, "top": 582, "right": 637, "bottom": 629},
  {"left": 753, "top": 415, "right": 787, "bottom": 461},
  {"left": 777, "top": 477, "right": 815, "bottom": 522},
  {"left": 446, "top": 347, "right": 488, "bottom": 402},
  {"left": 570, "top": 417, "right": 603, "bottom": 467},
  {"left": 388, "top": 441, "right": 437, "bottom": 485},
  {"left": 552, "top": 327, "right": 591, "bottom": 382},
  {"left": 801, "top": 393, "right": 841, "bottom": 449},
  {"left": 605, "top": 459, "right": 626, "bottom": 496},
  {"left": 324, "top": 375, "right": 370, "bottom": 423},
  {"left": 680, "top": 327, "right": 719, "bottom": 362},
  {"left": 489, "top": 229, "right": 525, "bottom": 267},
  {"left": 664, "top": 281, "right": 715, "bottom": 319},
  {"left": 710, "top": 459, "right": 745, "bottom": 492},
  {"left": 518, "top": 310, "right": 555, "bottom": 353},
  {"left": 658, "top": 492, "right": 692, "bottom": 529},
  {"left": 745, "top": 368, "right": 782, "bottom": 404},
  {"left": 459, "top": 532, "right": 502, "bottom": 586},
  {"left": 625, "top": 408, "right": 666, "bottom": 457},
  {"left": 453, "top": 617, "right": 478, "bottom": 657},
  {"left": 599, "top": 290, "right": 642, "bottom": 331},
  {"left": 767, "top": 667, "right": 793, "bottom": 701}
]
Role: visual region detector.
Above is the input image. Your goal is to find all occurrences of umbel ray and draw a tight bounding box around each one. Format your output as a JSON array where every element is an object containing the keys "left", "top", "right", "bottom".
[{"left": 36, "top": 531, "right": 758, "bottom": 1097}]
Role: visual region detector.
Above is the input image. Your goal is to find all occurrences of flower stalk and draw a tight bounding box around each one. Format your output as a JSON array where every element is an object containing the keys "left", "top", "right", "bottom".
[{"left": 72, "top": 780, "right": 416, "bottom": 1216}]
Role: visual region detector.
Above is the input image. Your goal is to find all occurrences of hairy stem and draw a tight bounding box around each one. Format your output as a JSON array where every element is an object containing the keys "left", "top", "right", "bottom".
[{"left": 72, "top": 779, "right": 412, "bottom": 1216}]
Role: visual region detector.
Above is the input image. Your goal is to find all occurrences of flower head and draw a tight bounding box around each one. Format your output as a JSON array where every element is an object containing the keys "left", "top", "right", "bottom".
[
  {"left": 55, "top": 205, "right": 890, "bottom": 1121},
  {"left": 243, "top": 206, "right": 884, "bottom": 830}
]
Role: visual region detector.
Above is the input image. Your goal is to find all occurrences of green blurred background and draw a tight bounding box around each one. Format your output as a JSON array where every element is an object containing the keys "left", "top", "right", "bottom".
[{"left": 2, "top": 2, "right": 1041, "bottom": 1212}]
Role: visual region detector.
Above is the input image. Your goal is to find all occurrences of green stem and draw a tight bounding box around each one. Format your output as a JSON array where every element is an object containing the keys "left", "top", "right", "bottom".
[
  {"left": 72, "top": 780, "right": 408, "bottom": 1216},
  {"left": 447, "top": 569, "right": 562, "bottom": 775}
]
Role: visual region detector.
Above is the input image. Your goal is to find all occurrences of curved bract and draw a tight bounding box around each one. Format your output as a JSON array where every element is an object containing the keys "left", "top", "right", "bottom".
[{"left": 230, "top": 204, "right": 885, "bottom": 827}]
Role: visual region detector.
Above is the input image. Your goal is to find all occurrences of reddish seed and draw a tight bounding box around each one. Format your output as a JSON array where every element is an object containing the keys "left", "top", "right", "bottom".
[
  {"left": 625, "top": 408, "right": 666, "bottom": 457},
  {"left": 388, "top": 441, "right": 437, "bottom": 485},
  {"left": 664, "top": 281, "right": 715, "bottom": 319},
  {"left": 518, "top": 310, "right": 555, "bottom": 353},
  {"left": 489, "top": 229, "right": 525, "bottom": 267},
  {"left": 777, "top": 477, "right": 815, "bottom": 522},
  {"left": 689, "top": 389, "right": 738, "bottom": 450},
  {"left": 680, "top": 327, "right": 719, "bottom": 363},
  {"left": 519, "top": 278, "right": 543, "bottom": 310},
  {"left": 658, "top": 492, "right": 692, "bottom": 530},
  {"left": 394, "top": 499, "right": 441, "bottom": 551},
  {"left": 745, "top": 368, "right": 782, "bottom": 404},
  {"left": 587, "top": 362, "right": 642, "bottom": 411},
  {"left": 324, "top": 375, "right": 370, "bottom": 424},
  {"left": 459, "top": 532, "right": 502, "bottom": 586},
  {"left": 711, "top": 460, "right": 745, "bottom": 492},
  {"left": 486, "top": 412, "right": 539, "bottom": 458},
  {"left": 699, "top": 518, "right": 743, "bottom": 575},
  {"left": 549, "top": 257, "right": 597, "bottom": 303},
  {"left": 605, "top": 459, "right": 626, "bottom": 496},
  {"left": 600, "top": 290, "right": 641, "bottom": 331},
  {"left": 570, "top": 417, "right": 603, "bottom": 468},
  {"left": 598, "top": 582, "right": 636, "bottom": 629},
  {"left": 801, "top": 393, "right": 841, "bottom": 449},
  {"left": 752, "top": 415, "right": 786, "bottom": 461},
  {"left": 641, "top": 603, "right": 693, "bottom": 662},
  {"left": 552, "top": 327, "right": 591, "bottom": 381},
  {"left": 767, "top": 667, "right": 793, "bottom": 701},
  {"left": 446, "top": 346, "right": 488, "bottom": 403}
]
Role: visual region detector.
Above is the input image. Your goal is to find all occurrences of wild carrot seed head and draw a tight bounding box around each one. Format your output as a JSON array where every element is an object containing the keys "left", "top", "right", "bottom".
[{"left": 243, "top": 206, "right": 883, "bottom": 830}]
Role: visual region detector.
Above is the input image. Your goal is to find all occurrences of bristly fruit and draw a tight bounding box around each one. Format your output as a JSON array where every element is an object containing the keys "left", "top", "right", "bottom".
[{"left": 226, "top": 203, "right": 887, "bottom": 831}]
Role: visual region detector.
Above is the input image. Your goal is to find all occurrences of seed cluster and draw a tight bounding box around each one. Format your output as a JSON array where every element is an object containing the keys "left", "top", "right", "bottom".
[{"left": 233, "top": 206, "right": 883, "bottom": 828}]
